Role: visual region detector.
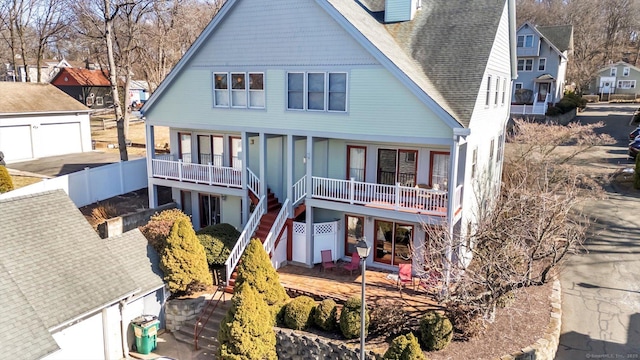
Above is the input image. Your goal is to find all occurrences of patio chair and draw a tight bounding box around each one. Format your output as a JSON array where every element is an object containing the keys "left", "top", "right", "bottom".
[
  {"left": 397, "top": 263, "right": 414, "bottom": 290},
  {"left": 321, "top": 250, "right": 336, "bottom": 272},
  {"left": 342, "top": 252, "right": 360, "bottom": 275}
]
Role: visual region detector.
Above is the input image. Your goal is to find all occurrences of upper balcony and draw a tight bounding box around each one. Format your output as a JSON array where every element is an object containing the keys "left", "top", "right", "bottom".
[{"left": 151, "top": 154, "right": 243, "bottom": 188}]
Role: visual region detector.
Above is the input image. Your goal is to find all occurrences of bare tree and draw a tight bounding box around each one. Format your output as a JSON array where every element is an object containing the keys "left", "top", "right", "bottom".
[
  {"left": 414, "top": 120, "right": 615, "bottom": 325},
  {"left": 32, "top": 0, "right": 69, "bottom": 82}
]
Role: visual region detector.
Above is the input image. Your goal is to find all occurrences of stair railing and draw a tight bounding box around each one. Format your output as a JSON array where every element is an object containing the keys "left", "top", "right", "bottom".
[
  {"left": 194, "top": 276, "right": 225, "bottom": 350},
  {"left": 247, "top": 168, "right": 260, "bottom": 198},
  {"left": 224, "top": 195, "right": 266, "bottom": 284},
  {"left": 263, "top": 198, "right": 290, "bottom": 255},
  {"left": 292, "top": 176, "right": 306, "bottom": 206}
]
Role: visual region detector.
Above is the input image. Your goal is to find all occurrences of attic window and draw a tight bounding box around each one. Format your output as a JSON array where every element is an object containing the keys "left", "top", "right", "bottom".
[
  {"left": 517, "top": 35, "right": 534, "bottom": 48},
  {"left": 64, "top": 76, "right": 68, "bottom": 82}
]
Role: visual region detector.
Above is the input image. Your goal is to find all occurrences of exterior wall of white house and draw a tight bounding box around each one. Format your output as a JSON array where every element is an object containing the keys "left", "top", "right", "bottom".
[{"left": 44, "top": 311, "right": 106, "bottom": 360}]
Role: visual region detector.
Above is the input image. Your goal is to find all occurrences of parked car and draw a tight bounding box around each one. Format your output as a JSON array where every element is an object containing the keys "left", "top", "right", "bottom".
[
  {"left": 629, "top": 126, "right": 640, "bottom": 141},
  {"left": 629, "top": 138, "right": 640, "bottom": 159}
]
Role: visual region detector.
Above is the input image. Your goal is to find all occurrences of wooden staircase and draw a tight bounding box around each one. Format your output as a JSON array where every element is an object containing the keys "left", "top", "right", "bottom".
[{"left": 224, "top": 190, "right": 282, "bottom": 294}]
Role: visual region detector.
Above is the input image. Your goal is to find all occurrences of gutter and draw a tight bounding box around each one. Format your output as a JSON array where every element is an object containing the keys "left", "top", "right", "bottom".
[{"left": 0, "top": 110, "right": 92, "bottom": 117}]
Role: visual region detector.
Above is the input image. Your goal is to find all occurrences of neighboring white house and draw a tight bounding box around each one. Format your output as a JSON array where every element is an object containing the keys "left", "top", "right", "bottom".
[
  {"left": 0, "top": 190, "right": 165, "bottom": 360},
  {"left": 511, "top": 22, "right": 573, "bottom": 115},
  {"left": 141, "top": 0, "right": 517, "bottom": 281},
  {"left": 0, "top": 82, "right": 93, "bottom": 163}
]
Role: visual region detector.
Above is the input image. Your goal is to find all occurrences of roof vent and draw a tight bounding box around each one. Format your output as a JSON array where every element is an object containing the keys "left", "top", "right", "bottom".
[{"left": 385, "top": 0, "right": 421, "bottom": 23}]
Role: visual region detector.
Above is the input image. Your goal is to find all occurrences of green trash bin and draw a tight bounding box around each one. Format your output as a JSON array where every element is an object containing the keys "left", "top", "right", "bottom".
[{"left": 131, "top": 315, "right": 160, "bottom": 354}]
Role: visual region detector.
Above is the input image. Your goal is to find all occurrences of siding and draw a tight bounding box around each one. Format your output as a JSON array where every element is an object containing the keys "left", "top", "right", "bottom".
[
  {"left": 190, "top": 0, "right": 377, "bottom": 67},
  {"left": 147, "top": 67, "right": 452, "bottom": 140}
]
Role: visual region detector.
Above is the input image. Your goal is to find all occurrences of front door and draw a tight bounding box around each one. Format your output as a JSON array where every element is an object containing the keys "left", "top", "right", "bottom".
[
  {"left": 537, "top": 83, "right": 549, "bottom": 102},
  {"left": 600, "top": 76, "right": 615, "bottom": 94}
]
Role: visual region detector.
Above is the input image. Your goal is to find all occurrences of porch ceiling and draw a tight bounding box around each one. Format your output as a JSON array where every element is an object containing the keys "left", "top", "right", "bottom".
[{"left": 306, "top": 198, "right": 445, "bottom": 225}]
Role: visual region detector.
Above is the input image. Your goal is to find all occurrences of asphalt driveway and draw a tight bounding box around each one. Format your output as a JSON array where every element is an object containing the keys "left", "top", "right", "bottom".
[
  {"left": 555, "top": 103, "right": 640, "bottom": 358},
  {"left": 7, "top": 151, "right": 143, "bottom": 177}
]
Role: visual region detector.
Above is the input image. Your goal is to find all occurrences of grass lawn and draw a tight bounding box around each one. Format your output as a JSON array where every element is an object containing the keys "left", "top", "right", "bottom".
[
  {"left": 91, "top": 121, "right": 170, "bottom": 157},
  {"left": 10, "top": 175, "right": 42, "bottom": 189}
]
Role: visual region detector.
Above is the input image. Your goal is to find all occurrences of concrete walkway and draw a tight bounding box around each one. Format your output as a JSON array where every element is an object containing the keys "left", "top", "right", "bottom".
[
  {"left": 556, "top": 103, "right": 640, "bottom": 358},
  {"left": 6, "top": 151, "right": 142, "bottom": 177}
]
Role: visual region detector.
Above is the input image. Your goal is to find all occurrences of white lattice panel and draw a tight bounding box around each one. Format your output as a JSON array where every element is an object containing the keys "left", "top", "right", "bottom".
[
  {"left": 314, "top": 222, "right": 336, "bottom": 235},
  {"left": 293, "top": 222, "right": 306, "bottom": 235}
]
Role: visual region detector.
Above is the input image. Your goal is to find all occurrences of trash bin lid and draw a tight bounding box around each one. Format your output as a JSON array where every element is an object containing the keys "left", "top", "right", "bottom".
[{"left": 132, "top": 314, "right": 158, "bottom": 326}]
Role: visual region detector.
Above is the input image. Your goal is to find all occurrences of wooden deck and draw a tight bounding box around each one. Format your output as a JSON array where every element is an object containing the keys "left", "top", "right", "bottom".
[{"left": 277, "top": 263, "right": 442, "bottom": 317}]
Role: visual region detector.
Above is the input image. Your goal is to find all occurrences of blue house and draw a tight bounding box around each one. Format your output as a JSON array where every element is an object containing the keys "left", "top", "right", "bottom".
[
  {"left": 141, "top": 0, "right": 517, "bottom": 283},
  {"left": 511, "top": 23, "right": 573, "bottom": 115}
]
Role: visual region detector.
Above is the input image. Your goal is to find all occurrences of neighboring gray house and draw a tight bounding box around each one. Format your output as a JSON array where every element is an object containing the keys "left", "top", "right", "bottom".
[
  {"left": 590, "top": 61, "right": 640, "bottom": 99},
  {"left": 511, "top": 22, "right": 573, "bottom": 115},
  {"left": 142, "top": 0, "right": 517, "bottom": 283},
  {"left": 0, "top": 190, "right": 165, "bottom": 360}
]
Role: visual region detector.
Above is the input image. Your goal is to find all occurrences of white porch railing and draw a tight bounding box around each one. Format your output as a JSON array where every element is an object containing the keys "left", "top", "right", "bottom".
[
  {"left": 292, "top": 177, "right": 306, "bottom": 206},
  {"left": 453, "top": 184, "right": 463, "bottom": 213},
  {"left": 263, "top": 198, "right": 290, "bottom": 255},
  {"left": 247, "top": 168, "right": 260, "bottom": 197},
  {"left": 311, "top": 176, "right": 449, "bottom": 216},
  {"left": 151, "top": 158, "right": 242, "bottom": 187},
  {"left": 225, "top": 195, "right": 266, "bottom": 284},
  {"left": 511, "top": 93, "right": 550, "bottom": 115}
]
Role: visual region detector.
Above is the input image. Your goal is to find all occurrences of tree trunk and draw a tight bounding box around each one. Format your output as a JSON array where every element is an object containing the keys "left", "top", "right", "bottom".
[{"left": 103, "top": 0, "right": 128, "bottom": 161}]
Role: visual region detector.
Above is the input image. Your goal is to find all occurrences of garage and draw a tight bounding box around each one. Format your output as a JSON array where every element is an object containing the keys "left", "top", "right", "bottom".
[
  {"left": 39, "top": 122, "right": 83, "bottom": 157},
  {"left": 0, "top": 82, "right": 92, "bottom": 163},
  {"left": 0, "top": 125, "right": 33, "bottom": 161}
]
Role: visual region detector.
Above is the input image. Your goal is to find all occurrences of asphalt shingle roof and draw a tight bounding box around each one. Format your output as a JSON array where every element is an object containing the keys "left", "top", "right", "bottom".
[
  {"left": 537, "top": 25, "right": 573, "bottom": 52},
  {"left": 0, "top": 82, "right": 90, "bottom": 114},
  {"left": 51, "top": 67, "right": 111, "bottom": 87},
  {"left": 106, "top": 229, "right": 164, "bottom": 297},
  {"left": 0, "top": 190, "right": 139, "bottom": 332},
  {"left": 329, "top": 0, "right": 509, "bottom": 127}
]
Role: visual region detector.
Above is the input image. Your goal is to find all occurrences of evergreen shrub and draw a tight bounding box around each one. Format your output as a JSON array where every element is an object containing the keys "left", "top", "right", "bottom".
[
  {"left": 313, "top": 299, "right": 337, "bottom": 331},
  {"left": 419, "top": 311, "right": 453, "bottom": 351},
  {"left": 160, "top": 218, "right": 212, "bottom": 295},
  {"left": 383, "top": 333, "right": 427, "bottom": 360},
  {"left": 339, "top": 297, "right": 370, "bottom": 339},
  {"left": 218, "top": 282, "right": 277, "bottom": 360},
  {"left": 283, "top": 296, "right": 316, "bottom": 330},
  {"left": 140, "top": 208, "right": 190, "bottom": 252},
  {"left": 0, "top": 166, "right": 13, "bottom": 193},
  {"left": 196, "top": 223, "right": 240, "bottom": 268}
]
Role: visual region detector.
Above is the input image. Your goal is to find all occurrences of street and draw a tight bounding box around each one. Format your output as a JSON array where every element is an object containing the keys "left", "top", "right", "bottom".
[{"left": 556, "top": 103, "right": 640, "bottom": 358}]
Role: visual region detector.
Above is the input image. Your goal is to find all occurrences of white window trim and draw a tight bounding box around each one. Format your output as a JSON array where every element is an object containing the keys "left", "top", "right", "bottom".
[
  {"left": 213, "top": 71, "right": 265, "bottom": 109},
  {"left": 494, "top": 77, "right": 500, "bottom": 106},
  {"left": 286, "top": 71, "right": 348, "bottom": 113},
  {"left": 538, "top": 58, "right": 546, "bottom": 71},
  {"left": 501, "top": 78, "right": 507, "bottom": 105},
  {"left": 617, "top": 80, "right": 636, "bottom": 89},
  {"left": 485, "top": 75, "right": 492, "bottom": 107},
  {"left": 514, "top": 82, "right": 523, "bottom": 90},
  {"left": 623, "top": 67, "right": 630, "bottom": 77},
  {"left": 517, "top": 34, "right": 534, "bottom": 48},
  {"left": 471, "top": 148, "right": 478, "bottom": 179},
  {"left": 610, "top": 68, "right": 617, "bottom": 77}
]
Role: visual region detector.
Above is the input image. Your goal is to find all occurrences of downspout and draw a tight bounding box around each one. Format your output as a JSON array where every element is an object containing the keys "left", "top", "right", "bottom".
[
  {"left": 119, "top": 295, "right": 135, "bottom": 359},
  {"left": 508, "top": 0, "right": 518, "bottom": 80}
]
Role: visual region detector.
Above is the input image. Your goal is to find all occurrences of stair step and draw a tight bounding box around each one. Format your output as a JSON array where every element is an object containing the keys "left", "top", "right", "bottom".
[{"left": 173, "top": 329, "right": 218, "bottom": 352}]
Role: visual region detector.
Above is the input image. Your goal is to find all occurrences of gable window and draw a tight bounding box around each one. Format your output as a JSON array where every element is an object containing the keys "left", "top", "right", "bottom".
[
  {"left": 610, "top": 68, "right": 617, "bottom": 77},
  {"left": 618, "top": 80, "right": 636, "bottom": 89},
  {"left": 494, "top": 77, "right": 500, "bottom": 106},
  {"left": 517, "top": 34, "right": 534, "bottom": 48},
  {"left": 485, "top": 75, "right": 491, "bottom": 106},
  {"left": 287, "top": 72, "right": 347, "bottom": 112},
  {"left": 517, "top": 59, "right": 533, "bottom": 72},
  {"left": 214, "top": 72, "right": 264, "bottom": 109},
  {"left": 538, "top": 58, "right": 546, "bottom": 71},
  {"left": 623, "top": 67, "right": 630, "bottom": 77}
]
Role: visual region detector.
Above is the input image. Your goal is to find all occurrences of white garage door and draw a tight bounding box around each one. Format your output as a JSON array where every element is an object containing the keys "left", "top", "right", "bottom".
[
  {"left": 0, "top": 125, "right": 34, "bottom": 162},
  {"left": 39, "top": 123, "right": 82, "bottom": 157}
]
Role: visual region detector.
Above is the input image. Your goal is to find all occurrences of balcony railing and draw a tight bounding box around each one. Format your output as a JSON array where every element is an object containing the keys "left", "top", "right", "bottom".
[
  {"left": 151, "top": 158, "right": 242, "bottom": 188},
  {"left": 311, "top": 176, "right": 454, "bottom": 216}
]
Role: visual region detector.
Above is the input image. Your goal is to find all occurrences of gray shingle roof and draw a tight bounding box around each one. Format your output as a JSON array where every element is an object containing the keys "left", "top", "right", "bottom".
[
  {"left": 106, "top": 229, "right": 164, "bottom": 297},
  {"left": 0, "top": 263, "right": 59, "bottom": 360},
  {"left": 537, "top": 25, "right": 573, "bottom": 52},
  {"left": 0, "top": 190, "right": 139, "bottom": 333},
  {"left": 329, "top": 0, "right": 509, "bottom": 127},
  {"left": 0, "top": 82, "right": 90, "bottom": 114}
]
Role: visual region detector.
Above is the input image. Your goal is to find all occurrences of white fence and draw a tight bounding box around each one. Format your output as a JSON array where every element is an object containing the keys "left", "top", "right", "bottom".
[
  {"left": 0, "top": 158, "right": 147, "bottom": 207},
  {"left": 291, "top": 220, "right": 339, "bottom": 264}
]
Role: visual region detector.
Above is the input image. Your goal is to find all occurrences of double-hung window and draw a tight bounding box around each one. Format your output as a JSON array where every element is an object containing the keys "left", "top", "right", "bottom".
[
  {"left": 485, "top": 76, "right": 492, "bottom": 106},
  {"left": 517, "top": 59, "right": 533, "bottom": 71},
  {"left": 610, "top": 68, "right": 617, "bottom": 77},
  {"left": 538, "top": 58, "right": 546, "bottom": 71},
  {"left": 287, "top": 72, "right": 347, "bottom": 112},
  {"left": 214, "top": 72, "right": 264, "bottom": 109},
  {"left": 517, "top": 34, "right": 534, "bottom": 48},
  {"left": 494, "top": 77, "right": 500, "bottom": 106},
  {"left": 618, "top": 80, "right": 636, "bottom": 89},
  {"left": 623, "top": 67, "right": 630, "bottom": 77}
]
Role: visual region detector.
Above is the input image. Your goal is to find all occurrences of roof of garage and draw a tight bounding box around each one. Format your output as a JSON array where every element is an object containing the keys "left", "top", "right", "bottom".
[{"left": 0, "top": 82, "right": 90, "bottom": 114}]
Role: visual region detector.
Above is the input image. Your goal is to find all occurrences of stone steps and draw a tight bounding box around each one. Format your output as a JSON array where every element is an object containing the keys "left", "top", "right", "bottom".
[{"left": 171, "top": 293, "right": 231, "bottom": 352}]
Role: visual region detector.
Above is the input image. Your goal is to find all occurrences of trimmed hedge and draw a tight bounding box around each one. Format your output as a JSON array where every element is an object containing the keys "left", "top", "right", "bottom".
[
  {"left": 419, "top": 311, "right": 453, "bottom": 351},
  {"left": 140, "top": 208, "right": 191, "bottom": 252},
  {"left": 339, "top": 297, "right": 370, "bottom": 339},
  {"left": 384, "top": 333, "right": 427, "bottom": 360},
  {"left": 196, "top": 223, "right": 240, "bottom": 268},
  {"left": 160, "top": 218, "right": 212, "bottom": 295},
  {"left": 313, "top": 299, "right": 338, "bottom": 331},
  {"left": 0, "top": 166, "right": 13, "bottom": 193},
  {"left": 283, "top": 296, "right": 316, "bottom": 330},
  {"left": 218, "top": 282, "right": 277, "bottom": 360}
]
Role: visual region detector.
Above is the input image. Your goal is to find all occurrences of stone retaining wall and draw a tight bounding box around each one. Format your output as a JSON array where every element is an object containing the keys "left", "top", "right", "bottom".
[
  {"left": 275, "top": 328, "right": 382, "bottom": 360},
  {"left": 498, "top": 279, "right": 562, "bottom": 360},
  {"left": 97, "top": 202, "right": 176, "bottom": 238},
  {"left": 165, "top": 296, "right": 206, "bottom": 331}
]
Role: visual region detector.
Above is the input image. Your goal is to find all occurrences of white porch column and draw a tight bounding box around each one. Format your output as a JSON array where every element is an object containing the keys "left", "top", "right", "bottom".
[
  {"left": 305, "top": 136, "right": 314, "bottom": 267},
  {"left": 146, "top": 124, "right": 157, "bottom": 208},
  {"left": 241, "top": 132, "right": 249, "bottom": 225},
  {"left": 286, "top": 134, "right": 294, "bottom": 214},
  {"left": 259, "top": 132, "right": 267, "bottom": 197},
  {"left": 445, "top": 128, "right": 468, "bottom": 290}
]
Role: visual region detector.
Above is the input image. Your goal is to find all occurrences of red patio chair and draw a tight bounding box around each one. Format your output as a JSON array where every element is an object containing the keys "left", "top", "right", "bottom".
[
  {"left": 397, "top": 263, "right": 414, "bottom": 290},
  {"left": 321, "top": 250, "right": 336, "bottom": 272},
  {"left": 342, "top": 252, "right": 360, "bottom": 275}
]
